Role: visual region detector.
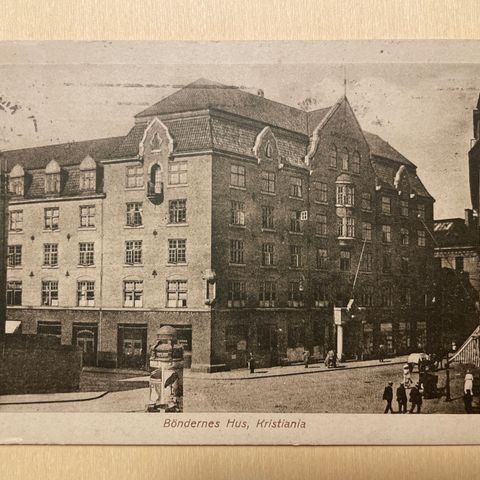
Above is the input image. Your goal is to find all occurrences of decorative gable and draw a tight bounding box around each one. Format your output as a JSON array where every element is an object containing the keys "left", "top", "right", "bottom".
[
  {"left": 139, "top": 117, "right": 174, "bottom": 157},
  {"left": 394, "top": 165, "right": 411, "bottom": 194},
  {"left": 252, "top": 127, "right": 281, "bottom": 167}
]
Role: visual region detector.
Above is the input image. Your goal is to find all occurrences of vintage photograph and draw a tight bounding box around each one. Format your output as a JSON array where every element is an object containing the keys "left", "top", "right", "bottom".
[{"left": 0, "top": 42, "right": 479, "bottom": 423}]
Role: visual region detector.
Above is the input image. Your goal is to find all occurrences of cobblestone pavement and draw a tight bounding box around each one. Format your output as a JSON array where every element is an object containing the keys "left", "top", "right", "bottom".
[{"left": 0, "top": 362, "right": 476, "bottom": 414}]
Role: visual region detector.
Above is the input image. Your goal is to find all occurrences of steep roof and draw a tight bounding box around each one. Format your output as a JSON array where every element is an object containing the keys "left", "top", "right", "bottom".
[
  {"left": 2, "top": 136, "right": 123, "bottom": 170},
  {"left": 135, "top": 78, "right": 309, "bottom": 134},
  {"left": 363, "top": 131, "right": 416, "bottom": 168},
  {"left": 434, "top": 218, "right": 478, "bottom": 248}
]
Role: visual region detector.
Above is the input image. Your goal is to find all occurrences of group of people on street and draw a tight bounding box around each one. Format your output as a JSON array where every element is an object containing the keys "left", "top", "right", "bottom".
[{"left": 383, "top": 381, "right": 423, "bottom": 413}]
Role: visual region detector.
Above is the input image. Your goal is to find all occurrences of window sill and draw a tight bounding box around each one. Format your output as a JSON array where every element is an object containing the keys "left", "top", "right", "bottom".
[
  {"left": 261, "top": 228, "right": 276, "bottom": 233},
  {"left": 229, "top": 263, "right": 246, "bottom": 267},
  {"left": 288, "top": 196, "right": 304, "bottom": 201},
  {"left": 124, "top": 225, "right": 144, "bottom": 229},
  {"left": 42, "top": 265, "right": 59, "bottom": 269},
  {"left": 8, "top": 230, "right": 24, "bottom": 234},
  {"left": 7, "top": 266, "right": 23, "bottom": 270},
  {"left": 229, "top": 185, "right": 246, "bottom": 191},
  {"left": 166, "top": 263, "right": 188, "bottom": 267},
  {"left": 229, "top": 224, "right": 246, "bottom": 229},
  {"left": 166, "top": 223, "right": 189, "bottom": 227},
  {"left": 168, "top": 184, "right": 189, "bottom": 188},
  {"left": 315, "top": 234, "right": 327, "bottom": 238},
  {"left": 123, "top": 264, "right": 144, "bottom": 268},
  {"left": 260, "top": 264, "right": 277, "bottom": 269},
  {"left": 78, "top": 227, "right": 96, "bottom": 231},
  {"left": 314, "top": 200, "right": 328, "bottom": 206},
  {"left": 288, "top": 266, "right": 304, "bottom": 271},
  {"left": 260, "top": 191, "right": 276, "bottom": 197},
  {"left": 124, "top": 187, "right": 144, "bottom": 191},
  {"left": 77, "top": 264, "right": 95, "bottom": 268},
  {"left": 42, "top": 229, "right": 60, "bottom": 233},
  {"left": 289, "top": 231, "right": 304, "bottom": 236}
]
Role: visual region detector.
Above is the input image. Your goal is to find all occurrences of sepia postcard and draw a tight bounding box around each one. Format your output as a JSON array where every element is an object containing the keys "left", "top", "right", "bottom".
[{"left": 0, "top": 40, "right": 480, "bottom": 445}]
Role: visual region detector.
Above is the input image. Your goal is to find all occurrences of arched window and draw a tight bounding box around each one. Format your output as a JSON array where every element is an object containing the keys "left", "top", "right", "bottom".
[
  {"left": 382, "top": 284, "right": 393, "bottom": 307},
  {"left": 150, "top": 163, "right": 163, "bottom": 194},
  {"left": 79, "top": 156, "right": 97, "bottom": 191},
  {"left": 329, "top": 144, "right": 337, "bottom": 168},
  {"left": 151, "top": 132, "right": 162, "bottom": 151},
  {"left": 8, "top": 164, "right": 25, "bottom": 196},
  {"left": 341, "top": 148, "right": 349, "bottom": 171},
  {"left": 45, "top": 160, "right": 61, "bottom": 194},
  {"left": 265, "top": 141, "right": 273, "bottom": 158},
  {"left": 352, "top": 151, "right": 361, "bottom": 174}
]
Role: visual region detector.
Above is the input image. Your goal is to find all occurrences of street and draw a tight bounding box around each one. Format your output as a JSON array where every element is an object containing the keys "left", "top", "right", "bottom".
[{"left": 0, "top": 360, "right": 475, "bottom": 414}]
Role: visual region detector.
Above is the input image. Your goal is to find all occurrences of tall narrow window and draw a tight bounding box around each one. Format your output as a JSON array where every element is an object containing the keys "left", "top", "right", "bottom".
[
  {"left": 9, "top": 210, "right": 23, "bottom": 232},
  {"left": 401, "top": 200, "right": 409, "bottom": 217},
  {"left": 9, "top": 176, "right": 24, "bottom": 196},
  {"left": 123, "top": 280, "right": 143, "bottom": 308},
  {"left": 168, "top": 161, "right": 188, "bottom": 185},
  {"left": 382, "top": 253, "right": 392, "bottom": 273},
  {"left": 361, "top": 252, "right": 373, "bottom": 272},
  {"left": 6, "top": 281, "right": 22, "bottom": 306},
  {"left": 45, "top": 160, "right": 61, "bottom": 194},
  {"left": 44, "top": 207, "right": 59, "bottom": 230},
  {"left": 169, "top": 199, "right": 187, "bottom": 224},
  {"left": 382, "top": 285, "right": 393, "bottom": 307},
  {"left": 125, "top": 165, "right": 144, "bottom": 188},
  {"left": 351, "top": 151, "right": 361, "bottom": 174},
  {"left": 361, "top": 285, "right": 374, "bottom": 307},
  {"left": 43, "top": 243, "right": 58, "bottom": 267},
  {"left": 329, "top": 144, "right": 338, "bottom": 168},
  {"left": 42, "top": 280, "right": 59, "bottom": 306},
  {"left": 125, "top": 240, "right": 142, "bottom": 265},
  {"left": 417, "top": 230, "right": 426, "bottom": 247},
  {"left": 262, "top": 243, "right": 275, "bottom": 266},
  {"left": 77, "top": 281, "right": 95, "bottom": 307},
  {"left": 230, "top": 201, "right": 245, "bottom": 226},
  {"left": 79, "top": 205, "right": 95, "bottom": 228},
  {"left": 381, "top": 196, "right": 392, "bottom": 214},
  {"left": 230, "top": 165, "right": 246, "bottom": 188},
  {"left": 401, "top": 256, "right": 410, "bottom": 274},
  {"left": 314, "top": 182, "right": 328, "bottom": 203},
  {"left": 261, "top": 171, "right": 275, "bottom": 193},
  {"left": 151, "top": 132, "right": 162, "bottom": 151},
  {"left": 340, "top": 251, "right": 351, "bottom": 271},
  {"left": 315, "top": 283, "right": 329, "bottom": 307},
  {"left": 288, "top": 282, "right": 304, "bottom": 307},
  {"left": 362, "top": 222, "right": 372, "bottom": 241},
  {"left": 149, "top": 164, "right": 163, "bottom": 194},
  {"left": 382, "top": 225, "right": 392, "bottom": 243},
  {"left": 317, "top": 248, "right": 328, "bottom": 269},
  {"left": 168, "top": 239, "right": 187, "bottom": 264},
  {"left": 290, "top": 211, "right": 302, "bottom": 233},
  {"left": 417, "top": 203, "right": 426, "bottom": 220},
  {"left": 166, "top": 280, "right": 188, "bottom": 308},
  {"left": 361, "top": 192, "right": 372, "bottom": 211},
  {"left": 7, "top": 245, "right": 22, "bottom": 267},
  {"left": 400, "top": 228, "right": 409, "bottom": 245},
  {"left": 259, "top": 281, "right": 276, "bottom": 307},
  {"left": 290, "top": 245, "right": 302, "bottom": 268},
  {"left": 230, "top": 240, "right": 244, "bottom": 264},
  {"left": 338, "top": 216, "right": 355, "bottom": 238},
  {"left": 79, "top": 242, "right": 95, "bottom": 266},
  {"left": 341, "top": 148, "right": 349, "bottom": 171},
  {"left": 336, "top": 184, "right": 355, "bottom": 206},
  {"left": 290, "top": 177, "right": 303, "bottom": 198},
  {"left": 126, "top": 202, "right": 143, "bottom": 227},
  {"left": 228, "top": 281, "right": 246, "bottom": 308},
  {"left": 80, "top": 169, "right": 96, "bottom": 191},
  {"left": 262, "top": 206, "right": 274, "bottom": 229},
  {"left": 316, "top": 214, "right": 327, "bottom": 236}
]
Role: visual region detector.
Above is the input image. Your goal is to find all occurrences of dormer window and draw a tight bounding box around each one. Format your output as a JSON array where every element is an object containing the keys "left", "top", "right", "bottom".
[
  {"left": 79, "top": 155, "right": 97, "bottom": 191},
  {"left": 8, "top": 164, "right": 25, "bottom": 196},
  {"left": 265, "top": 141, "right": 273, "bottom": 158},
  {"left": 151, "top": 132, "right": 162, "bottom": 151},
  {"left": 45, "top": 160, "right": 61, "bottom": 194}
]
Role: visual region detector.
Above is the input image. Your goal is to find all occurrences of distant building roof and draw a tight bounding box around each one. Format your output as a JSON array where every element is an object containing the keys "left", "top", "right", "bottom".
[{"left": 434, "top": 218, "right": 478, "bottom": 248}]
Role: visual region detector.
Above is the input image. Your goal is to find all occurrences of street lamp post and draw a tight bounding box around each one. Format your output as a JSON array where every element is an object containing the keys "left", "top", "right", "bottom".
[{"left": 445, "top": 342, "right": 457, "bottom": 402}]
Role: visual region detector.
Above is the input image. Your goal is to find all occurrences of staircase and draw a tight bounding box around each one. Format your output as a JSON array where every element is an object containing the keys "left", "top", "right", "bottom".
[{"left": 450, "top": 326, "right": 480, "bottom": 367}]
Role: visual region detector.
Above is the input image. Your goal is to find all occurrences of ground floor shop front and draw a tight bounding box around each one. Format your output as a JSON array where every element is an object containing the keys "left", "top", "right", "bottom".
[{"left": 7, "top": 306, "right": 430, "bottom": 372}]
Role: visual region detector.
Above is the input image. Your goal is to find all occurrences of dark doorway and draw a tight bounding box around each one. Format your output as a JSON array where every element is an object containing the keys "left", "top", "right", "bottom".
[
  {"left": 73, "top": 324, "right": 98, "bottom": 367},
  {"left": 117, "top": 324, "right": 148, "bottom": 369}
]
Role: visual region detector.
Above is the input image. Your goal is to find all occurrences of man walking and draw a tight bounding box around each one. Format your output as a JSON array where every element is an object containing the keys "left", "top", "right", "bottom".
[
  {"left": 409, "top": 383, "right": 423, "bottom": 413},
  {"left": 383, "top": 381, "right": 394, "bottom": 413},
  {"left": 396, "top": 382, "right": 408, "bottom": 413}
]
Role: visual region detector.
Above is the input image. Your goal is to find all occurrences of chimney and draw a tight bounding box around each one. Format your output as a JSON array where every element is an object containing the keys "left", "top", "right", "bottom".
[{"left": 465, "top": 208, "right": 474, "bottom": 228}]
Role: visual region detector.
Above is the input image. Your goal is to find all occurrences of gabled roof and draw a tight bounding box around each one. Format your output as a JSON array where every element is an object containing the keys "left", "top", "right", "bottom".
[
  {"left": 135, "top": 78, "right": 309, "bottom": 134},
  {"left": 363, "top": 131, "right": 416, "bottom": 168},
  {"left": 434, "top": 218, "right": 478, "bottom": 248},
  {"left": 2, "top": 136, "right": 123, "bottom": 170}
]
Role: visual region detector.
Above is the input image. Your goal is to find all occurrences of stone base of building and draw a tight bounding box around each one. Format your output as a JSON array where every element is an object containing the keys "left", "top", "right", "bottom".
[{"left": 190, "top": 363, "right": 229, "bottom": 373}]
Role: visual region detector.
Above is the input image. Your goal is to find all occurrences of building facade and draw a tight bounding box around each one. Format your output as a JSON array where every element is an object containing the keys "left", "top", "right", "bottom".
[{"left": 2, "top": 79, "right": 434, "bottom": 371}]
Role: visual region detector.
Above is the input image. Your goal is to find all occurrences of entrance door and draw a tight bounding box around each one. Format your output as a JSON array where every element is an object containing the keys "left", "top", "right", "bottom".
[
  {"left": 73, "top": 324, "right": 98, "bottom": 367},
  {"left": 117, "top": 325, "right": 148, "bottom": 369}
]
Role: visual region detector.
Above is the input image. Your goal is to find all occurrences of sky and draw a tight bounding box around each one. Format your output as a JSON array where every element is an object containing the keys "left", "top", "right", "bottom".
[{"left": 0, "top": 41, "right": 479, "bottom": 220}]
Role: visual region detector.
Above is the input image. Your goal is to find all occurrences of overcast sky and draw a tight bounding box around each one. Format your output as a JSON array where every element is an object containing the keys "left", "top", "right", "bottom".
[{"left": 0, "top": 41, "right": 479, "bottom": 220}]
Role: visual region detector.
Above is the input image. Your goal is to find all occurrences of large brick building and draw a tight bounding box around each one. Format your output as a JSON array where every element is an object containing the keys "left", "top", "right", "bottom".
[{"left": 2, "top": 79, "right": 434, "bottom": 371}]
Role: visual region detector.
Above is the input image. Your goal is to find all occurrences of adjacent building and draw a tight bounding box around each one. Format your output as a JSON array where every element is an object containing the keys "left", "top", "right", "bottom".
[{"left": 2, "top": 79, "right": 435, "bottom": 371}]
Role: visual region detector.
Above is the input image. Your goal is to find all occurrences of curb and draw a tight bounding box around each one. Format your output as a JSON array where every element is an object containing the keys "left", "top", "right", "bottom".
[
  {"left": 186, "top": 359, "right": 407, "bottom": 381},
  {"left": 0, "top": 391, "right": 110, "bottom": 406}
]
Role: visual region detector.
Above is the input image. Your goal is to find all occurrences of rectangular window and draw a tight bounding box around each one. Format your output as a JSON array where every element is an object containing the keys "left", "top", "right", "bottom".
[
  {"left": 168, "top": 161, "right": 188, "bottom": 185},
  {"left": 230, "top": 200, "right": 245, "bottom": 226},
  {"left": 315, "top": 283, "right": 329, "bottom": 307},
  {"left": 166, "top": 280, "right": 188, "bottom": 308},
  {"left": 455, "top": 256, "right": 464, "bottom": 272},
  {"left": 400, "top": 287, "right": 412, "bottom": 306},
  {"left": 381, "top": 196, "right": 391, "bottom": 214},
  {"left": 361, "top": 286, "right": 374, "bottom": 307},
  {"left": 288, "top": 282, "right": 304, "bottom": 307},
  {"left": 361, "top": 192, "right": 372, "bottom": 211},
  {"left": 44, "top": 207, "right": 59, "bottom": 230},
  {"left": 230, "top": 240, "right": 244, "bottom": 264},
  {"left": 79, "top": 205, "right": 95, "bottom": 228},
  {"left": 290, "top": 210, "right": 302, "bottom": 233},
  {"left": 290, "top": 177, "right": 303, "bottom": 198},
  {"left": 383, "top": 253, "right": 392, "bottom": 273},
  {"left": 316, "top": 214, "right": 327, "bottom": 236},
  {"left": 123, "top": 280, "right": 143, "bottom": 308},
  {"left": 401, "top": 200, "right": 409, "bottom": 217},
  {"left": 317, "top": 248, "right": 328, "bottom": 269},
  {"left": 338, "top": 216, "right": 356, "bottom": 238},
  {"left": 400, "top": 228, "right": 409, "bottom": 245},
  {"left": 9, "top": 210, "right": 23, "bottom": 232},
  {"left": 382, "top": 286, "right": 393, "bottom": 307},
  {"left": 417, "top": 203, "right": 426, "bottom": 220},
  {"left": 45, "top": 173, "right": 61, "bottom": 194},
  {"left": 336, "top": 184, "right": 354, "bottom": 206},
  {"left": 42, "top": 280, "right": 59, "bottom": 306},
  {"left": 401, "top": 256, "right": 410, "bottom": 274},
  {"left": 9, "top": 177, "right": 24, "bottom": 196},
  {"left": 361, "top": 252, "right": 373, "bottom": 272},
  {"left": 168, "top": 239, "right": 187, "bottom": 264},
  {"left": 417, "top": 230, "right": 426, "bottom": 247},
  {"left": 43, "top": 243, "right": 58, "bottom": 267},
  {"left": 125, "top": 240, "right": 142, "bottom": 265},
  {"left": 261, "top": 206, "right": 274, "bottom": 229},
  {"left": 169, "top": 199, "right": 187, "bottom": 224},
  {"left": 230, "top": 164, "right": 246, "bottom": 188},
  {"left": 80, "top": 170, "right": 96, "bottom": 191},
  {"left": 382, "top": 225, "right": 391, "bottom": 243},
  {"left": 126, "top": 202, "right": 143, "bottom": 227},
  {"left": 262, "top": 243, "right": 275, "bottom": 266},
  {"left": 259, "top": 281, "right": 276, "bottom": 307},
  {"left": 7, "top": 245, "right": 22, "bottom": 267},
  {"left": 362, "top": 222, "right": 372, "bottom": 241},
  {"left": 314, "top": 182, "right": 328, "bottom": 203},
  {"left": 79, "top": 242, "right": 95, "bottom": 266},
  {"left": 77, "top": 280, "right": 95, "bottom": 307},
  {"left": 340, "top": 250, "right": 351, "bottom": 271},
  {"left": 261, "top": 171, "right": 276, "bottom": 193},
  {"left": 6, "top": 280, "right": 22, "bottom": 306},
  {"left": 228, "top": 280, "right": 246, "bottom": 308},
  {"left": 126, "top": 165, "right": 144, "bottom": 188},
  {"left": 290, "top": 245, "right": 302, "bottom": 268}
]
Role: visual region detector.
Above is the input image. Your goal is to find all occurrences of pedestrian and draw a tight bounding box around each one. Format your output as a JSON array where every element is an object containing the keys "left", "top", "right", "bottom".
[
  {"left": 396, "top": 382, "right": 408, "bottom": 413},
  {"left": 378, "top": 344, "right": 385, "bottom": 363},
  {"left": 248, "top": 352, "right": 256, "bottom": 374},
  {"left": 383, "top": 381, "right": 394, "bottom": 413},
  {"left": 464, "top": 389, "right": 474, "bottom": 414},
  {"left": 303, "top": 349, "right": 310, "bottom": 369},
  {"left": 409, "top": 382, "right": 423, "bottom": 413},
  {"left": 464, "top": 369, "right": 474, "bottom": 394},
  {"left": 402, "top": 363, "right": 412, "bottom": 388}
]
